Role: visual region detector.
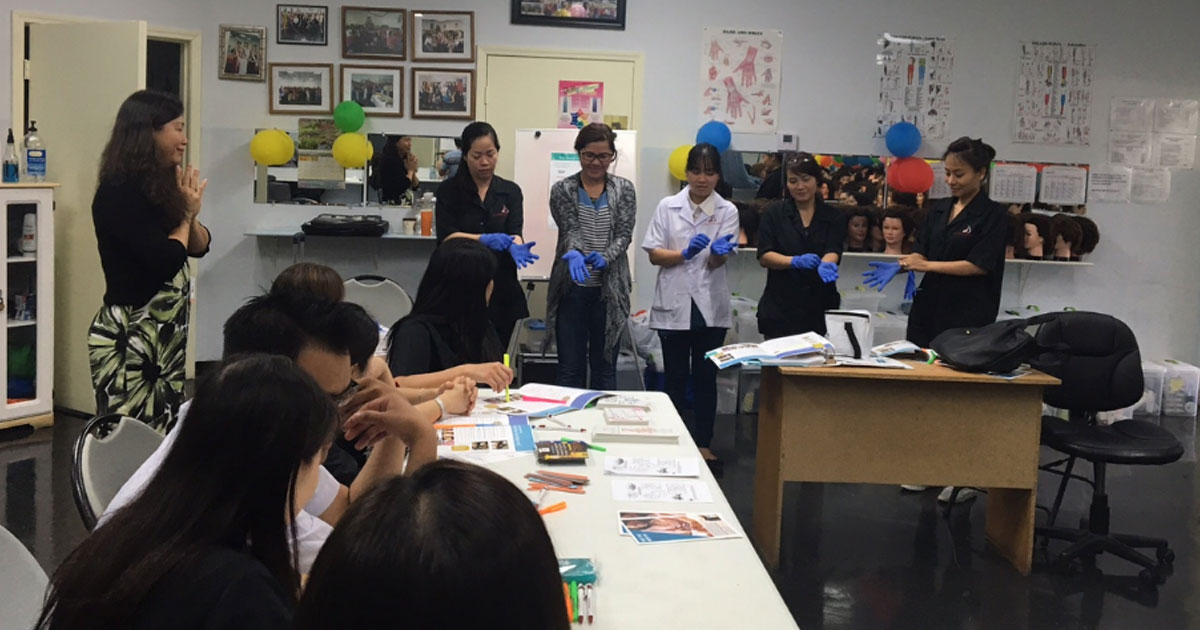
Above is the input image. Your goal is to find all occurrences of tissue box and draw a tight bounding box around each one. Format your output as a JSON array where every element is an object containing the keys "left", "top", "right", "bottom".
[{"left": 1160, "top": 359, "right": 1200, "bottom": 417}]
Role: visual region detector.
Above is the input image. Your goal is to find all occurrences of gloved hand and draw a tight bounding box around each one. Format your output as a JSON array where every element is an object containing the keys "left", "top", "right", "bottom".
[
  {"left": 479, "top": 233, "right": 514, "bottom": 251},
  {"left": 562, "top": 250, "right": 591, "bottom": 284},
  {"left": 585, "top": 251, "right": 608, "bottom": 270},
  {"left": 817, "top": 261, "right": 839, "bottom": 283},
  {"left": 509, "top": 241, "right": 539, "bottom": 269},
  {"left": 862, "top": 261, "right": 901, "bottom": 291},
  {"left": 682, "top": 234, "right": 712, "bottom": 260},
  {"left": 790, "top": 253, "right": 820, "bottom": 269},
  {"left": 710, "top": 234, "right": 738, "bottom": 256},
  {"left": 904, "top": 271, "right": 917, "bottom": 300}
]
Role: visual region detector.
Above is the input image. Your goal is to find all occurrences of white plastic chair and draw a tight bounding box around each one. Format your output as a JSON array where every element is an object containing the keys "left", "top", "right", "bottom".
[
  {"left": 72, "top": 414, "right": 165, "bottom": 529},
  {"left": 343, "top": 275, "right": 414, "bottom": 327},
  {"left": 0, "top": 523, "right": 48, "bottom": 628}
]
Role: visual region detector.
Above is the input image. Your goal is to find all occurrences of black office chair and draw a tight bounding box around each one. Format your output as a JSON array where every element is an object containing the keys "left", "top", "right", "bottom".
[{"left": 1029, "top": 312, "right": 1183, "bottom": 586}]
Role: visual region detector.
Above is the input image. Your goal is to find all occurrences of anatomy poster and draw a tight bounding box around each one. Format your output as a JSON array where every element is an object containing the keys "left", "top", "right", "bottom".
[
  {"left": 874, "top": 34, "right": 954, "bottom": 139},
  {"left": 1013, "top": 42, "right": 1094, "bottom": 146},
  {"left": 700, "top": 27, "right": 782, "bottom": 134}
]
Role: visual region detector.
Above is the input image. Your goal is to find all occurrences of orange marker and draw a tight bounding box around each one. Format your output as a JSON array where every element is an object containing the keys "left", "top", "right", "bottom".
[
  {"left": 538, "top": 501, "right": 568, "bottom": 515},
  {"left": 563, "top": 582, "right": 573, "bottom": 622}
]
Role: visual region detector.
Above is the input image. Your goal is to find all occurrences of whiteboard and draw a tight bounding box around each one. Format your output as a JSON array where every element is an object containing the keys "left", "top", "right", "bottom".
[{"left": 512, "top": 128, "right": 638, "bottom": 280}]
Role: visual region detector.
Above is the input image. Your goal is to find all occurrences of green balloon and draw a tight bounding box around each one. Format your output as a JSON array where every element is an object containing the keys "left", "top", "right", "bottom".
[{"left": 334, "top": 101, "right": 366, "bottom": 132}]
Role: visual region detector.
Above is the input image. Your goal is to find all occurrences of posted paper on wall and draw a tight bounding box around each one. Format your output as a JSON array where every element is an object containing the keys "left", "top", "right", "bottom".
[
  {"left": 1152, "top": 133, "right": 1196, "bottom": 169},
  {"left": 1086, "top": 165, "right": 1131, "bottom": 203},
  {"left": 1130, "top": 167, "right": 1171, "bottom": 203},
  {"left": 925, "top": 160, "right": 952, "bottom": 199},
  {"left": 700, "top": 27, "right": 782, "bottom": 133},
  {"left": 1109, "top": 131, "right": 1153, "bottom": 166},
  {"left": 1110, "top": 97, "right": 1155, "bottom": 132},
  {"left": 874, "top": 34, "right": 954, "bottom": 140},
  {"left": 1013, "top": 42, "right": 1094, "bottom": 146},
  {"left": 558, "top": 81, "right": 604, "bottom": 129},
  {"left": 988, "top": 163, "right": 1038, "bottom": 204},
  {"left": 546, "top": 152, "right": 581, "bottom": 229},
  {"left": 1155, "top": 99, "right": 1200, "bottom": 135},
  {"left": 1038, "top": 166, "right": 1088, "bottom": 206}
]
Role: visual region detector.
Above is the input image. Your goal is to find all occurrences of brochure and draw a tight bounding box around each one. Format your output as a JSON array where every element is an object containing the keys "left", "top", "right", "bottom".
[
  {"left": 479, "top": 383, "right": 611, "bottom": 418},
  {"left": 705, "top": 333, "right": 834, "bottom": 369},
  {"left": 617, "top": 511, "right": 743, "bottom": 544},
  {"left": 604, "top": 456, "right": 701, "bottom": 478},
  {"left": 833, "top": 357, "right": 913, "bottom": 369},
  {"left": 871, "top": 340, "right": 931, "bottom": 360},
  {"left": 611, "top": 479, "right": 714, "bottom": 503},
  {"left": 434, "top": 417, "right": 535, "bottom": 462}
]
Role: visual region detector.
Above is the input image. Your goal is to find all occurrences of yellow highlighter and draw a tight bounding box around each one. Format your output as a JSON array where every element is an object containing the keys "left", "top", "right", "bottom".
[{"left": 503, "top": 353, "right": 511, "bottom": 401}]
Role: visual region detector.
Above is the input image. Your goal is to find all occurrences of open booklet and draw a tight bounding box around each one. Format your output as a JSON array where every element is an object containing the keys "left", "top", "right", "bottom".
[
  {"left": 434, "top": 414, "right": 536, "bottom": 463},
  {"left": 705, "top": 333, "right": 834, "bottom": 369},
  {"left": 477, "top": 383, "right": 612, "bottom": 418}
]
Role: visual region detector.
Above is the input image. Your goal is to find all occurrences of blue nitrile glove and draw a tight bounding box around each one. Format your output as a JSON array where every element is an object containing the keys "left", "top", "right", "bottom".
[
  {"left": 682, "top": 233, "right": 711, "bottom": 260},
  {"left": 479, "top": 233, "right": 514, "bottom": 251},
  {"left": 862, "top": 261, "right": 901, "bottom": 291},
  {"left": 509, "top": 241, "right": 539, "bottom": 269},
  {"left": 563, "top": 250, "right": 591, "bottom": 283},
  {"left": 585, "top": 251, "right": 608, "bottom": 270},
  {"left": 790, "top": 253, "right": 820, "bottom": 269},
  {"left": 711, "top": 234, "right": 738, "bottom": 256},
  {"left": 904, "top": 271, "right": 917, "bottom": 300},
  {"left": 818, "top": 261, "right": 839, "bottom": 283}
]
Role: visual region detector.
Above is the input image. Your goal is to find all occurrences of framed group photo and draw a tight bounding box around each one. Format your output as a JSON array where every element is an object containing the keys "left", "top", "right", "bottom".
[
  {"left": 412, "top": 68, "right": 475, "bottom": 120},
  {"left": 269, "top": 63, "right": 335, "bottom": 114},
  {"left": 218, "top": 25, "right": 267, "bottom": 81},
  {"left": 277, "top": 4, "right": 328, "bottom": 45},
  {"left": 411, "top": 10, "right": 475, "bottom": 63},
  {"left": 341, "top": 65, "right": 403, "bottom": 117},
  {"left": 342, "top": 6, "right": 407, "bottom": 60},
  {"left": 510, "top": 1, "right": 626, "bottom": 30}
]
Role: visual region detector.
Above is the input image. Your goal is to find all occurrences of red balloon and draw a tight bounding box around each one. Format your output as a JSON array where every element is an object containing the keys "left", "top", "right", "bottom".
[{"left": 887, "top": 157, "right": 935, "bottom": 193}]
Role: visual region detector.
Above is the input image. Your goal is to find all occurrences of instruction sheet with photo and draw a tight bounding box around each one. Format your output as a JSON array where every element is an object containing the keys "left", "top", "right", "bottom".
[
  {"left": 611, "top": 479, "right": 714, "bottom": 503},
  {"left": 874, "top": 34, "right": 954, "bottom": 140},
  {"left": 617, "top": 511, "right": 743, "bottom": 544},
  {"left": 1013, "top": 42, "right": 1093, "bottom": 146},
  {"left": 700, "top": 27, "right": 782, "bottom": 133},
  {"left": 605, "top": 456, "right": 702, "bottom": 478}
]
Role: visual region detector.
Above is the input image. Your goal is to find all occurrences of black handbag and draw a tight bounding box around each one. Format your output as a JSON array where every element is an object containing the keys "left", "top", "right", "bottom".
[
  {"left": 301, "top": 213, "right": 389, "bottom": 237},
  {"left": 930, "top": 314, "right": 1060, "bottom": 373}
]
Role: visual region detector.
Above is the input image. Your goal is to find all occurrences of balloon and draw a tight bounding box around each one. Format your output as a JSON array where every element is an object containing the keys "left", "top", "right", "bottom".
[
  {"left": 885, "top": 121, "right": 922, "bottom": 158},
  {"left": 887, "top": 157, "right": 935, "bottom": 193},
  {"left": 568, "top": 2, "right": 588, "bottom": 17},
  {"left": 250, "top": 129, "right": 294, "bottom": 166},
  {"left": 668, "top": 144, "right": 693, "bottom": 181},
  {"left": 334, "top": 101, "right": 366, "bottom": 133},
  {"left": 332, "top": 133, "right": 372, "bottom": 168},
  {"left": 695, "top": 120, "right": 732, "bottom": 153}
]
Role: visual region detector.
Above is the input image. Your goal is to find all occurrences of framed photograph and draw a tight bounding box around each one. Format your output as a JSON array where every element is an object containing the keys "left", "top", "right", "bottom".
[
  {"left": 412, "top": 68, "right": 474, "bottom": 120},
  {"left": 411, "top": 10, "right": 475, "bottom": 63},
  {"left": 218, "top": 25, "right": 267, "bottom": 81},
  {"left": 269, "top": 63, "right": 335, "bottom": 114},
  {"left": 277, "top": 4, "right": 328, "bottom": 45},
  {"left": 340, "top": 65, "right": 403, "bottom": 117},
  {"left": 510, "top": 1, "right": 626, "bottom": 30},
  {"left": 342, "top": 6, "right": 407, "bottom": 60}
]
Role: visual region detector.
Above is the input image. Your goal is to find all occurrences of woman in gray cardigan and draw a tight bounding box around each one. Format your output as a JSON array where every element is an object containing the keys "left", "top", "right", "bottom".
[{"left": 546, "top": 123, "right": 637, "bottom": 389}]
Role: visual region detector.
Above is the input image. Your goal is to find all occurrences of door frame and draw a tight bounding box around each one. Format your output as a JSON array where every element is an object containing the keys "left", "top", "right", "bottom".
[{"left": 476, "top": 46, "right": 644, "bottom": 130}]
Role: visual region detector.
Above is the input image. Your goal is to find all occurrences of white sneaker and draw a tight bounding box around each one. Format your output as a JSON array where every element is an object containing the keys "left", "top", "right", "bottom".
[
  {"left": 937, "top": 486, "right": 979, "bottom": 503},
  {"left": 900, "top": 484, "right": 929, "bottom": 492}
]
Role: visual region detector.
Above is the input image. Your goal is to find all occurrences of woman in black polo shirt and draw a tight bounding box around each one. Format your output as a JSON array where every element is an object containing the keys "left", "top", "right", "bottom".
[
  {"left": 755, "top": 153, "right": 845, "bottom": 339},
  {"left": 898, "top": 137, "right": 1006, "bottom": 346},
  {"left": 434, "top": 122, "right": 538, "bottom": 347}
]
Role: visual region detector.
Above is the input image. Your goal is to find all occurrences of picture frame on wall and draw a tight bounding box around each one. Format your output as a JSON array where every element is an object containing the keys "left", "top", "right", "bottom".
[
  {"left": 411, "top": 10, "right": 475, "bottom": 63},
  {"left": 269, "top": 63, "right": 335, "bottom": 114},
  {"left": 510, "top": 1, "right": 626, "bottom": 30},
  {"left": 277, "top": 4, "right": 328, "bottom": 45},
  {"left": 342, "top": 6, "right": 407, "bottom": 60},
  {"left": 411, "top": 67, "right": 475, "bottom": 120},
  {"left": 341, "top": 64, "right": 403, "bottom": 117},
  {"left": 218, "top": 25, "right": 267, "bottom": 81}
]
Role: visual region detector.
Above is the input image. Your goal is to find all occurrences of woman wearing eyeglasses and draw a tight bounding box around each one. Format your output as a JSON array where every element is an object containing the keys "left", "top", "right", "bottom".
[{"left": 546, "top": 123, "right": 637, "bottom": 389}]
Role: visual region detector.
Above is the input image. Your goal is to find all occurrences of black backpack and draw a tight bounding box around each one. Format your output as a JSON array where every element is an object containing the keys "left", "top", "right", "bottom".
[
  {"left": 930, "top": 314, "right": 1060, "bottom": 373},
  {"left": 301, "top": 213, "right": 389, "bottom": 237}
]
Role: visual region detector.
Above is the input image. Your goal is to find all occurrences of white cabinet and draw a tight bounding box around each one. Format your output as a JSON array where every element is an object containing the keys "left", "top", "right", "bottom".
[{"left": 0, "top": 184, "right": 55, "bottom": 430}]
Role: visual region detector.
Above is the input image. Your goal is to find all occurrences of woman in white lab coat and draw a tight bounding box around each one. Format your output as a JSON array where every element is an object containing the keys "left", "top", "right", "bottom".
[{"left": 642, "top": 143, "right": 740, "bottom": 476}]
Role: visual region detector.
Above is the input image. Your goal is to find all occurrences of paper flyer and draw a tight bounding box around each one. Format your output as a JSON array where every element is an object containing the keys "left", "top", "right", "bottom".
[
  {"left": 435, "top": 419, "right": 536, "bottom": 462},
  {"left": 558, "top": 81, "right": 604, "bottom": 129},
  {"left": 700, "top": 27, "right": 782, "bottom": 133},
  {"left": 1152, "top": 133, "right": 1196, "bottom": 169},
  {"left": 1110, "top": 97, "right": 1155, "bottom": 132},
  {"left": 925, "top": 160, "right": 952, "bottom": 199},
  {"left": 1154, "top": 99, "right": 1200, "bottom": 135},
  {"left": 1038, "top": 165, "right": 1088, "bottom": 205},
  {"left": 547, "top": 151, "right": 581, "bottom": 228},
  {"left": 1109, "top": 131, "right": 1153, "bottom": 166},
  {"left": 988, "top": 163, "right": 1038, "bottom": 204},
  {"left": 612, "top": 479, "right": 714, "bottom": 503},
  {"left": 1013, "top": 42, "right": 1093, "bottom": 146},
  {"left": 1086, "top": 165, "right": 1132, "bottom": 203},
  {"left": 1130, "top": 167, "right": 1171, "bottom": 203},
  {"left": 874, "top": 34, "right": 953, "bottom": 139},
  {"left": 617, "top": 511, "right": 743, "bottom": 544},
  {"left": 604, "top": 456, "right": 702, "bottom": 478}
]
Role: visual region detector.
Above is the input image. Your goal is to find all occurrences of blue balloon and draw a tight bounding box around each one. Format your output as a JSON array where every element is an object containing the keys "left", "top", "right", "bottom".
[
  {"left": 885, "top": 122, "right": 922, "bottom": 158},
  {"left": 696, "top": 121, "right": 732, "bottom": 153}
]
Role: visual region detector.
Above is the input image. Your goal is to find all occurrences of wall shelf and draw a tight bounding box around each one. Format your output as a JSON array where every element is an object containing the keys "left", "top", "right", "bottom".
[
  {"left": 7, "top": 320, "right": 36, "bottom": 328},
  {"left": 7, "top": 255, "right": 35, "bottom": 263},
  {"left": 246, "top": 228, "right": 437, "bottom": 241},
  {"left": 738, "top": 249, "right": 1093, "bottom": 267}
]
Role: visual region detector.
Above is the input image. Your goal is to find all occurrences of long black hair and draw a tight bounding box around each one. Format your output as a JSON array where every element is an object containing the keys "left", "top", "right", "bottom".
[
  {"left": 295, "top": 459, "right": 568, "bottom": 630},
  {"left": 943, "top": 136, "right": 997, "bottom": 178},
  {"left": 454, "top": 121, "right": 500, "bottom": 182},
  {"left": 98, "top": 90, "right": 188, "bottom": 229},
  {"left": 37, "top": 354, "right": 338, "bottom": 629},
  {"left": 387, "top": 238, "right": 499, "bottom": 363}
]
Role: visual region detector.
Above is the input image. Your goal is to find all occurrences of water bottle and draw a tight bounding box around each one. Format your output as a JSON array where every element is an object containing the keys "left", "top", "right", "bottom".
[
  {"left": 3, "top": 129, "right": 18, "bottom": 183},
  {"left": 23, "top": 121, "right": 46, "bottom": 182}
]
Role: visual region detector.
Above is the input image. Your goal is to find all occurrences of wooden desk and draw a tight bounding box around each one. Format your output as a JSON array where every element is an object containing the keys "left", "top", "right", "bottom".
[{"left": 752, "top": 361, "right": 1059, "bottom": 575}]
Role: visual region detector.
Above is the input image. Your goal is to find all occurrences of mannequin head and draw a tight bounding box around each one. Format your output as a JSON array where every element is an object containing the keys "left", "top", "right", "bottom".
[
  {"left": 1050, "top": 213, "right": 1082, "bottom": 260},
  {"left": 1022, "top": 213, "right": 1053, "bottom": 260},
  {"left": 844, "top": 206, "right": 872, "bottom": 251},
  {"left": 867, "top": 206, "right": 885, "bottom": 252},
  {"left": 1072, "top": 215, "right": 1100, "bottom": 258},
  {"left": 1006, "top": 213, "right": 1025, "bottom": 259},
  {"left": 881, "top": 207, "right": 914, "bottom": 255}
]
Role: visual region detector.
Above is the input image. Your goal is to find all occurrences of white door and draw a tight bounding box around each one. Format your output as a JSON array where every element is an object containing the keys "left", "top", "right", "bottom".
[{"left": 29, "top": 21, "right": 147, "bottom": 413}]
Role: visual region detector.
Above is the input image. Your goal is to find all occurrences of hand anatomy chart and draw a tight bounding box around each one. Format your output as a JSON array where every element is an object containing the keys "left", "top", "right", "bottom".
[
  {"left": 1013, "top": 42, "right": 1094, "bottom": 146},
  {"left": 874, "top": 34, "right": 954, "bottom": 140},
  {"left": 700, "top": 27, "right": 782, "bottom": 134}
]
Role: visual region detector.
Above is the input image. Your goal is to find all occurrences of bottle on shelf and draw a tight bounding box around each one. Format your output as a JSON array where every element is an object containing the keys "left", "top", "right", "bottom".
[
  {"left": 417, "top": 192, "right": 434, "bottom": 237},
  {"left": 23, "top": 121, "right": 46, "bottom": 182},
  {"left": 20, "top": 212, "right": 36, "bottom": 255},
  {"left": 3, "top": 129, "right": 18, "bottom": 183}
]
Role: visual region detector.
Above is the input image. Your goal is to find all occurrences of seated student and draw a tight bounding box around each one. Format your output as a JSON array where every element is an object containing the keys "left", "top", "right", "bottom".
[
  {"left": 38, "top": 355, "right": 336, "bottom": 629},
  {"left": 295, "top": 460, "right": 568, "bottom": 630},
  {"left": 387, "top": 239, "right": 506, "bottom": 381},
  {"left": 105, "top": 294, "right": 454, "bottom": 572}
]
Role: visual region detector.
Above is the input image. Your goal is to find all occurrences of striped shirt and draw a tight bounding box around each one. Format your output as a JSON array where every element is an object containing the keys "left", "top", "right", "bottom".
[{"left": 576, "top": 185, "right": 612, "bottom": 287}]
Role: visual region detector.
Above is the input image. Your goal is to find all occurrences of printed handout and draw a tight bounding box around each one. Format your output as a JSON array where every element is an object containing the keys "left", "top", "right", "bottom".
[
  {"left": 611, "top": 479, "right": 714, "bottom": 503},
  {"left": 604, "top": 456, "right": 702, "bottom": 478},
  {"left": 617, "top": 511, "right": 743, "bottom": 544}
]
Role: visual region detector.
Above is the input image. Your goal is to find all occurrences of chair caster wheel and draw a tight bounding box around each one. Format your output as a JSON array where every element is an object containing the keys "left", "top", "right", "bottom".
[
  {"left": 1139, "top": 568, "right": 1165, "bottom": 587},
  {"left": 1157, "top": 548, "right": 1175, "bottom": 565}
]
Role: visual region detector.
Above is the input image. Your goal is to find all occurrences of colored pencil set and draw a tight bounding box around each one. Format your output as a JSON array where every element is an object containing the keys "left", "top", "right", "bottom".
[{"left": 563, "top": 581, "right": 596, "bottom": 624}]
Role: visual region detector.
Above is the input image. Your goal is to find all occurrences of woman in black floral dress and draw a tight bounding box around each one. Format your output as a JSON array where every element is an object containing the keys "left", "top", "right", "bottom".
[{"left": 88, "top": 90, "right": 211, "bottom": 432}]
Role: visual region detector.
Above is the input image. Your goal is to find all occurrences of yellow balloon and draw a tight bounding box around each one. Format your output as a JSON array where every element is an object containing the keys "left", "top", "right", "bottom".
[
  {"left": 332, "top": 133, "right": 371, "bottom": 168},
  {"left": 668, "top": 144, "right": 693, "bottom": 181},
  {"left": 250, "top": 129, "right": 294, "bottom": 166}
]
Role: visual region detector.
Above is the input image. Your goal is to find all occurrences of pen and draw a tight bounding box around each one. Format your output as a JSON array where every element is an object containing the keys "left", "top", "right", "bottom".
[
  {"left": 539, "top": 501, "right": 568, "bottom": 515},
  {"left": 586, "top": 584, "right": 595, "bottom": 624},
  {"left": 503, "top": 354, "right": 510, "bottom": 402},
  {"left": 532, "top": 425, "right": 586, "bottom": 432},
  {"left": 570, "top": 581, "right": 579, "bottom": 622},
  {"left": 562, "top": 437, "right": 607, "bottom": 452},
  {"left": 563, "top": 582, "right": 573, "bottom": 623},
  {"left": 580, "top": 583, "right": 590, "bottom": 625},
  {"left": 535, "top": 487, "right": 548, "bottom": 507}
]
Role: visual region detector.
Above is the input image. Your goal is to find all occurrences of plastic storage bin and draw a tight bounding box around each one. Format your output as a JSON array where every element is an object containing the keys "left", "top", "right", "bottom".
[
  {"left": 1160, "top": 359, "right": 1199, "bottom": 417},
  {"left": 1132, "top": 361, "right": 1167, "bottom": 417},
  {"left": 841, "top": 289, "right": 887, "bottom": 314}
]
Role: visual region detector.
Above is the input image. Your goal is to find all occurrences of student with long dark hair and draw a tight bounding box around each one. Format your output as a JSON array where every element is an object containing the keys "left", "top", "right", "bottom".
[
  {"left": 371, "top": 134, "right": 419, "bottom": 204},
  {"left": 434, "top": 121, "right": 538, "bottom": 347},
  {"left": 296, "top": 460, "right": 568, "bottom": 630},
  {"left": 38, "top": 355, "right": 335, "bottom": 629},
  {"left": 642, "top": 143, "right": 739, "bottom": 475},
  {"left": 88, "top": 90, "right": 211, "bottom": 433}
]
